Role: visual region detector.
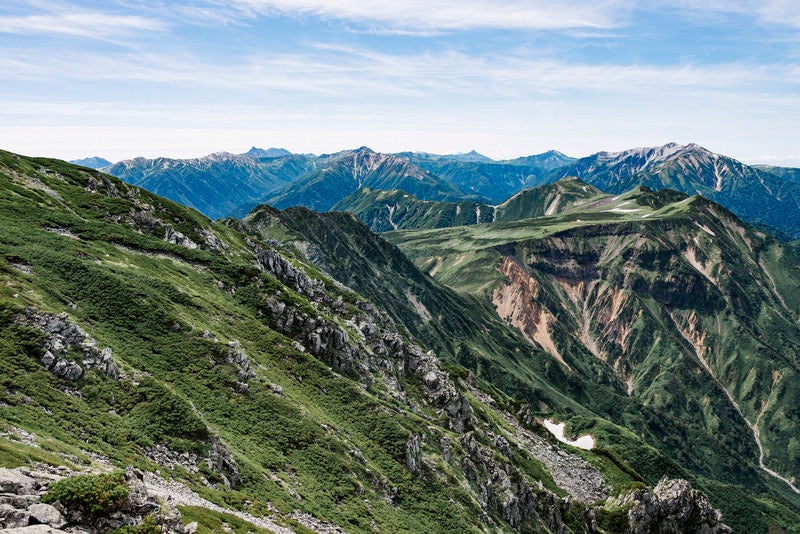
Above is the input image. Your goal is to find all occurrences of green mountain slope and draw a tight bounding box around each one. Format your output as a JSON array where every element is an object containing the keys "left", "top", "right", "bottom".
[
  {"left": 386, "top": 187, "right": 800, "bottom": 505},
  {"left": 334, "top": 177, "right": 605, "bottom": 233},
  {"left": 2, "top": 149, "right": 752, "bottom": 533},
  {"left": 245, "top": 198, "right": 800, "bottom": 532},
  {"left": 553, "top": 143, "right": 800, "bottom": 239},
  {"left": 265, "top": 147, "right": 465, "bottom": 211}
]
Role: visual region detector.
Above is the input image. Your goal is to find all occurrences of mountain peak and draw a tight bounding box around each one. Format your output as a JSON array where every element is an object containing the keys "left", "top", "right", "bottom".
[
  {"left": 69, "top": 156, "right": 113, "bottom": 169},
  {"left": 244, "top": 146, "right": 292, "bottom": 158}
]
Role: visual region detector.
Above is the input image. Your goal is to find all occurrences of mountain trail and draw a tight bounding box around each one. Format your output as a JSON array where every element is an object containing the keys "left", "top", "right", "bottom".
[{"left": 143, "top": 472, "right": 296, "bottom": 533}]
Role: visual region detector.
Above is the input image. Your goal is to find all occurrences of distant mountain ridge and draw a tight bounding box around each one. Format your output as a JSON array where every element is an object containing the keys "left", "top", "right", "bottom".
[
  {"left": 102, "top": 142, "right": 800, "bottom": 240},
  {"left": 396, "top": 150, "right": 577, "bottom": 203},
  {"left": 69, "top": 156, "right": 112, "bottom": 169},
  {"left": 264, "top": 146, "right": 466, "bottom": 211},
  {"left": 334, "top": 177, "right": 605, "bottom": 232},
  {"left": 105, "top": 150, "right": 319, "bottom": 219},
  {"left": 553, "top": 142, "right": 800, "bottom": 239}
]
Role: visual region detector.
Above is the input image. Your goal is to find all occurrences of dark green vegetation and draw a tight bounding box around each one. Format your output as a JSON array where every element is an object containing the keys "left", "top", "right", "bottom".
[
  {"left": 0, "top": 149, "right": 701, "bottom": 533},
  {"left": 43, "top": 471, "right": 130, "bottom": 515},
  {"left": 4, "top": 149, "right": 800, "bottom": 532},
  {"left": 334, "top": 177, "right": 604, "bottom": 232}
]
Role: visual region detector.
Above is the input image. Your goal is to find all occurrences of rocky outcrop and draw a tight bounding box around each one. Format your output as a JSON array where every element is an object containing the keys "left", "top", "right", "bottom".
[
  {"left": 609, "top": 477, "right": 731, "bottom": 533},
  {"left": 226, "top": 340, "right": 255, "bottom": 394},
  {"left": 255, "top": 246, "right": 326, "bottom": 302},
  {"left": 15, "top": 308, "right": 120, "bottom": 381},
  {"left": 459, "top": 432, "right": 587, "bottom": 533},
  {"left": 144, "top": 435, "right": 241, "bottom": 489},
  {"left": 164, "top": 224, "right": 199, "bottom": 249},
  {"left": 0, "top": 465, "right": 191, "bottom": 533},
  {"left": 257, "top": 245, "right": 477, "bottom": 432},
  {"left": 404, "top": 345, "right": 475, "bottom": 433}
]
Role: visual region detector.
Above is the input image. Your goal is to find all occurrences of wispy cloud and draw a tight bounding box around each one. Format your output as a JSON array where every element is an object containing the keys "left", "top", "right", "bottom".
[
  {"left": 3, "top": 43, "right": 794, "bottom": 102},
  {"left": 663, "top": 0, "right": 800, "bottom": 28},
  {"left": 0, "top": 11, "right": 168, "bottom": 39},
  {"left": 221, "top": 0, "right": 631, "bottom": 31}
]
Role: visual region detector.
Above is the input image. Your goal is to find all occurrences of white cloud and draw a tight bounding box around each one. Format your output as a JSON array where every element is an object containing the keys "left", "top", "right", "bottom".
[
  {"left": 0, "top": 11, "right": 168, "bottom": 39},
  {"left": 661, "top": 0, "right": 800, "bottom": 28},
  {"left": 223, "top": 0, "right": 630, "bottom": 31},
  {"left": 4, "top": 43, "right": 790, "bottom": 100}
]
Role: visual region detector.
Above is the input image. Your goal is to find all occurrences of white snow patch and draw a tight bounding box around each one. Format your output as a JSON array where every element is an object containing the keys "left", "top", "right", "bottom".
[
  {"left": 606, "top": 207, "right": 642, "bottom": 213},
  {"left": 543, "top": 419, "right": 595, "bottom": 450},
  {"left": 694, "top": 222, "right": 716, "bottom": 236}
]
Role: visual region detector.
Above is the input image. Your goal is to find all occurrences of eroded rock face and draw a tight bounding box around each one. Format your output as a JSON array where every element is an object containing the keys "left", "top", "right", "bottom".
[
  {"left": 459, "top": 432, "right": 584, "bottom": 534},
  {"left": 610, "top": 477, "right": 731, "bottom": 534},
  {"left": 15, "top": 309, "right": 121, "bottom": 381},
  {"left": 258, "top": 245, "right": 477, "bottom": 433},
  {"left": 255, "top": 246, "right": 326, "bottom": 302}
]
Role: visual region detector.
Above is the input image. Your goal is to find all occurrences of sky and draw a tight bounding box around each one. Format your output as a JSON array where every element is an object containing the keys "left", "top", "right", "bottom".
[{"left": 1, "top": 1, "right": 799, "bottom": 165}]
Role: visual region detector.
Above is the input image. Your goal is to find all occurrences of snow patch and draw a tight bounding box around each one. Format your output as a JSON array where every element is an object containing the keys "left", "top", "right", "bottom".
[
  {"left": 543, "top": 419, "right": 595, "bottom": 450},
  {"left": 606, "top": 207, "right": 642, "bottom": 213}
]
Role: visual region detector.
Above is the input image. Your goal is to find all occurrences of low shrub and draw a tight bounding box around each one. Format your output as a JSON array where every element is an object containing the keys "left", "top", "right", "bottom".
[{"left": 43, "top": 470, "right": 129, "bottom": 514}]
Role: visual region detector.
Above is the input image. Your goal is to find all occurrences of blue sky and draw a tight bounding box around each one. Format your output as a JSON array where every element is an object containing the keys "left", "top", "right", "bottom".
[{"left": 1, "top": 1, "right": 799, "bottom": 164}]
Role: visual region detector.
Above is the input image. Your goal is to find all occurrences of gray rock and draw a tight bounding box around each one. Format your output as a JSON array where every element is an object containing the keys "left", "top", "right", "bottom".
[
  {"left": 164, "top": 225, "right": 199, "bottom": 249},
  {"left": 0, "top": 493, "right": 40, "bottom": 508},
  {"left": 27, "top": 503, "right": 66, "bottom": 528},
  {"left": 0, "top": 468, "right": 37, "bottom": 495},
  {"left": 612, "top": 477, "right": 731, "bottom": 534},
  {"left": 40, "top": 351, "right": 55, "bottom": 370},
  {"left": 2, "top": 526, "right": 69, "bottom": 534},
  {"left": 404, "top": 434, "right": 422, "bottom": 473},
  {"left": 0, "top": 503, "right": 31, "bottom": 528}
]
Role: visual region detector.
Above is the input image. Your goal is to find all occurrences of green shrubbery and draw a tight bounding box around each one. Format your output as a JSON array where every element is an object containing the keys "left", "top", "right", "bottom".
[{"left": 43, "top": 471, "right": 129, "bottom": 514}]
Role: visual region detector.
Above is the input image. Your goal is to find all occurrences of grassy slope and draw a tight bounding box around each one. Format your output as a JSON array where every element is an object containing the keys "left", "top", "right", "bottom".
[
  {"left": 385, "top": 187, "right": 800, "bottom": 530},
  {"left": 2, "top": 150, "right": 691, "bottom": 533}
]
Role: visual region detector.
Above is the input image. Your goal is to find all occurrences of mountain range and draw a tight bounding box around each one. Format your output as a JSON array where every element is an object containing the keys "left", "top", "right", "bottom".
[
  {"left": 103, "top": 143, "right": 800, "bottom": 242},
  {"left": 3, "top": 148, "right": 800, "bottom": 532}
]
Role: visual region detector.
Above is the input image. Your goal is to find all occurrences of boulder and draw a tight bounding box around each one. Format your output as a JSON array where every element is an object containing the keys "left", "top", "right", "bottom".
[
  {"left": 0, "top": 468, "right": 37, "bottom": 495},
  {"left": 27, "top": 503, "right": 66, "bottom": 528},
  {"left": 0, "top": 503, "right": 31, "bottom": 528}
]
